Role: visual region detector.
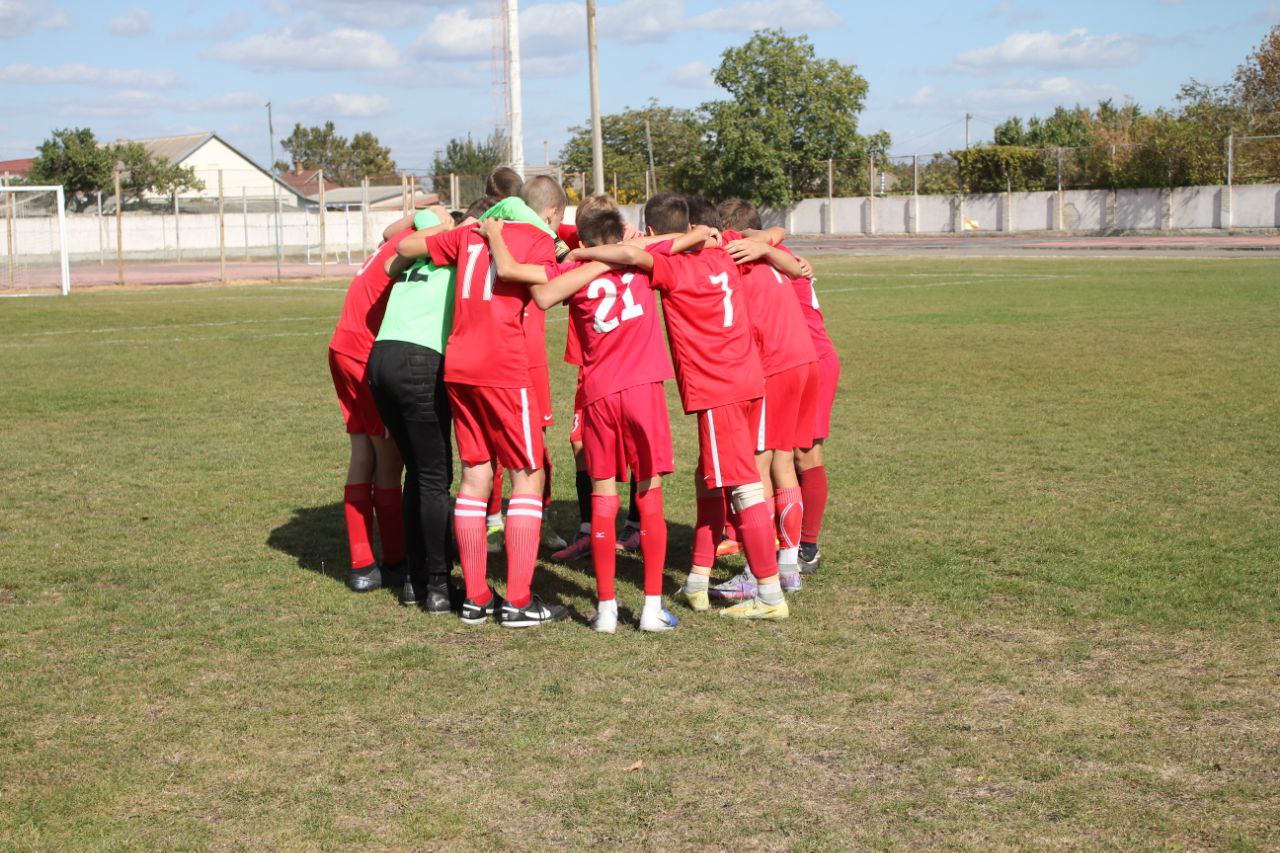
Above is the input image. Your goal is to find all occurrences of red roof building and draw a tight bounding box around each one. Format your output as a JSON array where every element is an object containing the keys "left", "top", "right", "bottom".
[{"left": 0, "top": 157, "right": 35, "bottom": 180}]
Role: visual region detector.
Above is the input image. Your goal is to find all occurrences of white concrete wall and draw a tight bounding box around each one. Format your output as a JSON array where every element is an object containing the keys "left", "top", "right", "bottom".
[
  {"left": 1172, "top": 185, "right": 1222, "bottom": 229},
  {"left": 1013, "top": 191, "right": 1056, "bottom": 231},
  {"left": 1061, "top": 190, "right": 1107, "bottom": 230},
  {"left": 1231, "top": 184, "right": 1280, "bottom": 229},
  {"left": 5, "top": 208, "right": 405, "bottom": 263}
]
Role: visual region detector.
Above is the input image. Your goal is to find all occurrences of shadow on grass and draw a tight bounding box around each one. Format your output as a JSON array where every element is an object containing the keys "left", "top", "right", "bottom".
[{"left": 267, "top": 499, "right": 698, "bottom": 619}]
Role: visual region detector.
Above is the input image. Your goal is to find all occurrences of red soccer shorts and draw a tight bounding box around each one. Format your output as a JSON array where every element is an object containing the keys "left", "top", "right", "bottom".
[
  {"left": 696, "top": 397, "right": 764, "bottom": 490},
  {"left": 582, "top": 382, "right": 674, "bottom": 482},
  {"left": 814, "top": 351, "right": 841, "bottom": 442},
  {"left": 530, "top": 364, "right": 554, "bottom": 428},
  {"left": 569, "top": 409, "right": 584, "bottom": 444},
  {"left": 759, "top": 362, "right": 819, "bottom": 452},
  {"left": 447, "top": 383, "right": 545, "bottom": 471},
  {"left": 329, "top": 348, "right": 385, "bottom": 436}
]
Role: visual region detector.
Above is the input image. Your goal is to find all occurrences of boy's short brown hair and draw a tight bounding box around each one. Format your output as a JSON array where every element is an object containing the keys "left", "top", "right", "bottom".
[
  {"left": 717, "top": 197, "right": 762, "bottom": 231},
  {"left": 576, "top": 193, "right": 618, "bottom": 218},
  {"left": 464, "top": 196, "right": 498, "bottom": 221},
  {"left": 575, "top": 207, "right": 625, "bottom": 248},
  {"left": 643, "top": 192, "right": 689, "bottom": 235},
  {"left": 485, "top": 166, "right": 523, "bottom": 199},
  {"left": 685, "top": 195, "right": 721, "bottom": 229},
  {"left": 520, "top": 175, "right": 568, "bottom": 218}
]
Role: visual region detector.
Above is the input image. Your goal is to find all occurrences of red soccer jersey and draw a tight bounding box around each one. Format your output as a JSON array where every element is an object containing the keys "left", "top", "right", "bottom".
[
  {"left": 557, "top": 223, "right": 581, "bottom": 250},
  {"left": 788, "top": 271, "right": 837, "bottom": 362},
  {"left": 552, "top": 261, "right": 674, "bottom": 406},
  {"left": 722, "top": 229, "right": 816, "bottom": 376},
  {"left": 522, "top": 303, "right": 547, "bottom": 369},
  {"left": 646, "top": 241, "right": 764, "bottom": 413},
  {"left": 428, "top": 223, "right": 555, "bottom": 388},
  {"left": 328, "top": 228, "right": 413, "bottom": 361}
]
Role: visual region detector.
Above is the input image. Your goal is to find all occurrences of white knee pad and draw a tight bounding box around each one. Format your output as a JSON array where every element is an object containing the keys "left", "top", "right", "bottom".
[{"left": 729, "top": 482, "right": 765, "bottom": 515}]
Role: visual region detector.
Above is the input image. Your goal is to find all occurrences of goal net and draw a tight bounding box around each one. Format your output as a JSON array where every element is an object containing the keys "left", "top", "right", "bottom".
[{"left": 1, "top": 185, "right": 70, "bottom": 296}]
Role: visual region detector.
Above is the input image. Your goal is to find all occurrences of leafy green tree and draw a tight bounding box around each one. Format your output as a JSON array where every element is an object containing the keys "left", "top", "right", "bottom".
[
  {"left": 430, "top": 130, "right": 508, "bottom": 199},
  {"left": 27, "top": 127, "right": 114, "bottom": 211},
  {"left": 278, "top": 122, "right": 397, "bottom": 185},
  {"left": 558, "top": 101, "right": 703, "bottom": 201},
  {"left": 682, "top": 29, "right": 881, "bottom": 206},
  {"left": 27, "top": 127, "right": 205, "bottom": 210},
  {"left": 1234, "top": 24, "right": 1280, "bottom": 126}
]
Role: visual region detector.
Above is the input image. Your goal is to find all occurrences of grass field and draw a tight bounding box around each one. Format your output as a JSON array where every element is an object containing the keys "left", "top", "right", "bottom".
[{"left": 2, "top": 256, "right": 1278, "bottom": 848}]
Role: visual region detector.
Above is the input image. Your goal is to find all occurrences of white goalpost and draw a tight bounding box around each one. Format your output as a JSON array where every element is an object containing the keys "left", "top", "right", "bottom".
[{"left": 0, "top": 185, "right": 71, "bottom": 296}]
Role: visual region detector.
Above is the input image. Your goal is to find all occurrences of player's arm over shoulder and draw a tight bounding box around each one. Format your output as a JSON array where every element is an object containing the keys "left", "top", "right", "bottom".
[
  {"left": 478, "top": 218, "right": 548, "bottom": 286},
  {"left": 570, "top": 243, "right": 654, "bottom": 272},
  {"left": 530, "top": 261, "right": 612, "bottom": 310}
]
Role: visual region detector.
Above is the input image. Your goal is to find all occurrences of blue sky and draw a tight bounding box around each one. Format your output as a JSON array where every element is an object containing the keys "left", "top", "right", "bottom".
[{"left": 2, "top": 0, "right": 1278, "bottom": 173}]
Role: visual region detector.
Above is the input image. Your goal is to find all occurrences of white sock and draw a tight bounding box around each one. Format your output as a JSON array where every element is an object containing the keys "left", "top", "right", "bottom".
[
  {"left": 758, "top": 578, "right": 784, "bottom": 605},
  {"left": 598, "top": 598, "right": 618, "bottom": 615},
  {"left": 684, "top": 572, "right": 710, "bottom": 593},
  {"left": 778, "top": 547, "right": 800, "bottom": 573},
  {"left": 486, "top": 513, "right": 503, "bottom": 528},
  {"left": 642, "top": 594, "right": 663, "bottom": 617}
]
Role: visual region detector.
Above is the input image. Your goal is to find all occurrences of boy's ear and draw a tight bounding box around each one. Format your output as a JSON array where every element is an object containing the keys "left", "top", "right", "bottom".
[{"left": 646, "top": 225, "right": 657, "bottom": 236}]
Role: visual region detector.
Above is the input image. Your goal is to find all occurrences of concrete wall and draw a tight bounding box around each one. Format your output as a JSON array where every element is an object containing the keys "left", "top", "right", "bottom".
[{"left": 8, "top": 183, "right": 1278, "bottom": 264}]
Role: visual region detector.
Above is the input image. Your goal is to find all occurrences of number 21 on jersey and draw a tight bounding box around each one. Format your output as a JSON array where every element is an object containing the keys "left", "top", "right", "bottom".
[{"left": 589, "top": 273, "right": 643, "bottom": 333}]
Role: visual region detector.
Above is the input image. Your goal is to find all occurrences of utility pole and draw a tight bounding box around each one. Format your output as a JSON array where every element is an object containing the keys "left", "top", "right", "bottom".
[
  {"left": 644, "top": 115, "right": 657, "bottom": 195},
  {"left": 586, "top": 0, "right": 605, "bottom": 195},
  {"left": 505, "top": 0, "right": 525, "bottom": 175},
  {"left": 266, "top": 101, "right": 282, "bottom": 282},
  {"left": 114, "top": 160, "right": 124, "bottom": 286},
  {"left": 965, "top": 112, "right": 972, "bottom": 150}
]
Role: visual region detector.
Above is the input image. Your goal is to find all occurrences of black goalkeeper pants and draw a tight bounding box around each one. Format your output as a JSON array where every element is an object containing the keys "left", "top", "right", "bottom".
[{"left": 367, "top": 340, "right": 453, "bottom": 582}]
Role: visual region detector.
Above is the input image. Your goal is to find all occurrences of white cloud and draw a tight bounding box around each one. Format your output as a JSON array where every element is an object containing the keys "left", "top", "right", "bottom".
[
  {"left": 58, "top": 88, "right": 164, "bottom": 118},
  {"left": 178, "top": 91, "right": 263, "bottom": 112},
  {"left": 0, "top": 63, "right": 182, "bottom": 87},
  {"left": 208, "top": 27, "right": 400, "bottom": 70},
  {"left": 687, "top": 0, "right": 841, "bottom": 32},
  {"left": 666, "top": 60, "right": 714, "bottom": 87},
  {"left": 41, "top": 8, "right": 71, "bottom": 29},
  {"left": 173, "top": 9, "right": 250, "bottom": 41},
  {"left": 599, "top": 0, "right": 683, "bottom": 43},
  {"left": 1251, "top": 2, "right": 1280, "bottom": 23},
  {"left": 0, "top": 0, "right": 36, "bottom": 36},
  {"left": 953, "top": 29, "right": 1143, "bottom": 73},
  {"left": 294, "top": 92, "right": 393, "bottom": 118},
  {"left": 963, "top": 76, "right": 1124, "bottom": 108},
  {"left": 897, "top": 86, "right": 939, "bottom": 108},
  {"left": 107, "top": 7, "right": 152, "bottom": 37}
]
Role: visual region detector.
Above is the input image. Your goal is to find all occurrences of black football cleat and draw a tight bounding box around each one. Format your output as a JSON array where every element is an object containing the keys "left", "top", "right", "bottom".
[
  {"left": 424, "top": 575, "right": 453, "bottom": 615},
  {"left": 347, "top": 563, "right": 382, "bottom": 592},
  {"left": 499, "top": 593, "right": 568, "bottom": 629},
  {"left": 461, "top": 588, "right": 502, "bottom": 625},
  {"left": 798, "top": 543, "right": 822, "bottom": 575}
]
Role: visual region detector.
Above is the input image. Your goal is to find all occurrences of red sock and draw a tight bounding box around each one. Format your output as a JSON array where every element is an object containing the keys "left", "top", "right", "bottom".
[
  {"left": 721, "top": 491, "right": 736, "bottom": 541},
  {"left": 343, "top": 483, "right": 375, "bottom": 569},
  {"left": 372, "top": 485, "right": 405, "bottom": 564},
  {"left": 636, "top": 486, "right": 667, "bottom": 596},
  {"left": 736, "top": 499, "right": 779, "bottom": 581},
  {"left": 692, "top": 492, "right": 725, "bottom": 568},
  {"left": 504, "top": 494, "right": 542, "bottom": 608},
  {"left": 454, "top": 495, "right": 490, "bottom": 603},
  {"left": 542, "top": 447, "right": 554, "bottom": 510},
  {"left": 774, "top": 486, "right": 803, "bottom": 550},
  {"left": 799, "top": 466, "right": 828, "bottom": 543},
  {"left": 591, "top": 494, "right": 620, "bottom": 600},
  {"left": 488, "top": 466, "right": 504, "bottom": 517}
]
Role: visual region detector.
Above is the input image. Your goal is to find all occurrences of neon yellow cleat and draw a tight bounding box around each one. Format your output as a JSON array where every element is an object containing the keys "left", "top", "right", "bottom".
[
  {"left": 719, "top": 596, "right": 789, "bottom": 621},
  {"left": 681, "top": 586, "right": 710, "bottom": 612}
]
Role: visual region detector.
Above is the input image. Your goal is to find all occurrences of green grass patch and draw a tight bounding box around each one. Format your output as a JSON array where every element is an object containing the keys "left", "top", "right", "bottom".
[{"left": 1, "top": 258, "right": 1277, "bottom": 847}]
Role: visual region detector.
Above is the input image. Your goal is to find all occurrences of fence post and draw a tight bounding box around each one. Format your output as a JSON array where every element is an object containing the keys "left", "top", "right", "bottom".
[
  {"left": 911, "top": 155, "right": 919, "bottom": 234},
  {"left": 449, "top": 173, "right": 458, "bottom": 210},
  {"left": 1004, "top": 174, "right": 1014, "bottom": 233},
  {"left": 400, "top": 173, "right": 409, "bottom": 216},
  {"left": 361, "top": 178, "right": 370, "bottom": 258},
  {"left": 114, "top": 165, "right": 124, "bottom": 286},
  {"left": 1055, "top": 147, "right": 1065, "bottom": 232},
  {"left": 866, "top": 157, "right": 875, "bottom": 235},
  {"left": 319, "top": 169, "right": 327, "bottom": 276},
  {"left": 218, "top": 170, "right": 226, "bottom": 282},
  {"left": 97, "top": 191, "right": 105, "bottom": 265},
  {"left": 612, "top": 171, "right": 617, "bottom": 199},
  {"left": 174, "top": 194, "right": 181, "bottom": 262},
  {"left": 4, "top": 191, "right": 13, "bottom": 289},
  {"left": 1223, "top": 134, "right": 1234, "bottom": 230}
]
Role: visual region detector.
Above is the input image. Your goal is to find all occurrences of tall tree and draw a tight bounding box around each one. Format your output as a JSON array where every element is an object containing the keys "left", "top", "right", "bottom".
[
  {"left": 430, "top": 130, "right": 508, "bottom": 199},
  {"left": 278, "top": 122, "right": 397, "bottom": 185},
  {"left": 27, "top": 127, "right": 204, "bottom": 210},
  {"left": 683, "top": 29, "right": 879, "bottom": 206},
  {"left": 27, "top": 127, "right": 114, "bottom": 211},
  {"left": 1234, "top": 24, "right": 1280, "bottom": 130},
  {"left": 558, "top": 101, "right": 703, "bottom": 200}
]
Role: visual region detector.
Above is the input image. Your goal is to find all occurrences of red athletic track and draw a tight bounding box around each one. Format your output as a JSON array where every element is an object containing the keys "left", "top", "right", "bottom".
[{"left": 3, "top": 233, "right": 1279, "bottom": 295}]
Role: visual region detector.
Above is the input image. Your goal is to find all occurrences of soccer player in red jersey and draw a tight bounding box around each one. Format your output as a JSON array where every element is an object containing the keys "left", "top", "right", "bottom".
[
  {"left": 570, "top": 193, "right": 788, "bottom": 621},
  {"left": 481, "top": 206, "right": 679, "bottom": 632},
  {"left": 413, "top": 177, "right": 571, "bottom": 628},
  {"left": 714, "top": 198, "right": 820, "bottom": 595},
  {"left": 327, "top": 208, "right": 446, "bottom": 593}
]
